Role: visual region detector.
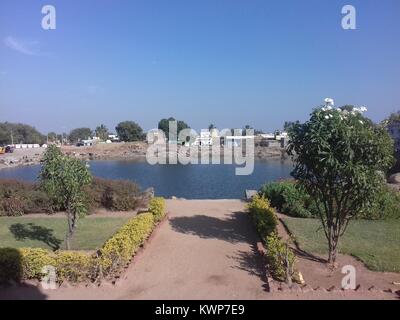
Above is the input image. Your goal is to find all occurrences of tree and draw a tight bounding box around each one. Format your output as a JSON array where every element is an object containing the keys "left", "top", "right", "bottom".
[
  {"left": 95, "top": 124, "right": 109, "bottom": 141},
  {"left": 39, "top": 145, "right": 92, "bottom": 249},
  {"left": 158, "top": 117, "right": 189, "bottom": 140},
  {"left": 47, "top": 132, "right": 58, "bottom": 143},
  {"left": 69, "top": 127, "right": 93, "bottom": 143},
  {"left": 283, "top": 121, "right": 300, "bottom": 131},
  {"left": 115, "top": 121, "right": 144, "bottom": 142},
  {"left": 287, "top": 106, "right": 394, "bottom": 264},
  {"left": 0, "top": 122, "right": 45, "bottom": 145}
]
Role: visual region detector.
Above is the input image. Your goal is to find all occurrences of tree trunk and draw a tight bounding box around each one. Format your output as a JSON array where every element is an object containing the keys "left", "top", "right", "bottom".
[
  {"left": 66, "top": 211, "right": 75, "bottom": 250},
  {"left": 328, "top": 235, "right": 338, "bottom": 265}
]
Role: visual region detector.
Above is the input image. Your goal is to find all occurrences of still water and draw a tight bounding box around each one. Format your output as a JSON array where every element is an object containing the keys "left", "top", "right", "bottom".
[{"left": 0, "top": 160, "right": 293, "bottom": 199}]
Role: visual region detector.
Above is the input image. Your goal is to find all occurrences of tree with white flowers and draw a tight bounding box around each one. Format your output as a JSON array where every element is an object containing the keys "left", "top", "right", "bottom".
[{"left": 288, "top": 99, "right": 394, "bottom": 264}]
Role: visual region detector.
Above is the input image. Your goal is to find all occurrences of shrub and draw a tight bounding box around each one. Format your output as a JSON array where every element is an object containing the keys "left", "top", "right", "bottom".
[
  {"left": 247, "top": 194, "right": 278, "bottom": 238},
  {"left": 19, "top": 248, "right": 55, "bottom": 280},
  {"left": 85, "top": 177, "right": 141, "bottom": 212},
  {"left": 99, "top": 212, "right": 155, "bottom": 276},
  {"left": 361, "top": 185, "right": 400, "bottom": 220},
  {"left": 265, "top": 232, "right": 295, "bottom": 281},
  {"left": 0, "top": 180, "right": 53, "bottom": 216},
  {"left": 260, "top": 181, "right": 318, "bottom": 218},
  {"left": 55, "top": 251, "right": 95, "bottom": 283},
  {"left": 148, "top": 197, "right": 166, "bottom": 222}
]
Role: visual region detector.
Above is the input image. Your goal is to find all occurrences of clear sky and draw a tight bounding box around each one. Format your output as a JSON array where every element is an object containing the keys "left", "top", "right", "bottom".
[{"left": 0, "top": 0, "right": 399, "bottom": 134}]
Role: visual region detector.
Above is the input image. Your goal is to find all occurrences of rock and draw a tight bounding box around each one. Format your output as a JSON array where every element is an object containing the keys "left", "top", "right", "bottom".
[{"left": 388, "top": 173, "right": 400, "bottom": 184}]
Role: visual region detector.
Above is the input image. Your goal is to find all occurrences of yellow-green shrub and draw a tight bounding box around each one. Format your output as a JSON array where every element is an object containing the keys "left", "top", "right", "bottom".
[
  {"left": 247, "top": 194, "right": 278, "bottom": 238},
  {"left": 99, "top": 212, "right": 155, "bottom": 275},
  {"left": 265, "top": 232, "right": 295, "bottom": 281},
  {"left": 148, "top": 197, "right": 166, "bottom": 222},
  {"left": 55, "top": 251, "right": 95, "bottom": 283},
  {"left": 20, "top": 248, "right": 55, "bottom": 280}
]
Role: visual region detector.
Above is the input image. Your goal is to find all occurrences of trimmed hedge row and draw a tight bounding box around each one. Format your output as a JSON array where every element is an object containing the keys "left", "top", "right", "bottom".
[
  {"left": 247, "top": 194, "right": 295, "bottom": 282},
  {"left": 0, "top": 197, "right": 166, "bottom": 284}
]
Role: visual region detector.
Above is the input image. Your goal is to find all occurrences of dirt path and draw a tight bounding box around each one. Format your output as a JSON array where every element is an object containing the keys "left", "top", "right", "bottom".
[{"left": 0, "top": 200, "right": 398, "bottom": 300}]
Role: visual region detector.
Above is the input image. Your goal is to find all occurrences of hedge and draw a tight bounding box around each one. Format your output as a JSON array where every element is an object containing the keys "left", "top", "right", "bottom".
[
  {"left": 247, "top": 194, "right": 295, "bottom": 282},
  {"left": 0, "top": 197, "right": 166, "bottom": 284}
]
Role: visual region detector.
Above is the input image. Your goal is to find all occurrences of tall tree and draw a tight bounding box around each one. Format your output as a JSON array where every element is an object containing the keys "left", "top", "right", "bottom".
[
  {"left": 69, "top": 127, "right": 93, "bottom": 143},
  {"left": 115, "top": 121, "right": 144, "bottom": 142},
  {"left": 158, "top": 117, "right": 189, "bottom": 140},
  {"left": 288, "top": 106, "right": 394, "bottom": 264},
  {"left": 39, "top": 145, "right": 92, "bottom": 249},
  {"left": 95, "top": 124, "right": 109, "bottom": 141}
]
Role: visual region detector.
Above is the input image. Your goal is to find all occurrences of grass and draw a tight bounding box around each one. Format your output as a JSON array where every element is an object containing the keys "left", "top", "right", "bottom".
[
  {"left": 0, "top": 215, "right": 132, "bottom": 251},
  {"left": 282, "top": 217, "right": 400, "bottom": 273}
]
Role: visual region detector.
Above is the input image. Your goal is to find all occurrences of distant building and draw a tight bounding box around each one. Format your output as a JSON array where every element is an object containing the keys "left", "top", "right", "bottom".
[{"left": 108, "top": 134, "right": 120, "bottom": 142}]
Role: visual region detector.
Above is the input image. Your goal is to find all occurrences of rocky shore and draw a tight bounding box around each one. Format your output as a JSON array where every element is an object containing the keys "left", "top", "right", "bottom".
[{"left": 0, "top": 142, "right": 287, "bottom": 170}]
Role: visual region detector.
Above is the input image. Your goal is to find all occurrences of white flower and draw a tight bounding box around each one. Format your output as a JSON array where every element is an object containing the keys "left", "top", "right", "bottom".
[
  {"left": 336, "top": 108, "right": 342, "bottom": 112},
  {"left": 325, "top": 115, "right": 329, "bottom": 119},
  {"left": 329, "top": 114, "right": 333, "bottom": 118},
  {"left": 324, "top": 98, "right": 334, "bottom": 106},
  {"left": 359, "top": 120, "right": 364, "bottom": 124}
]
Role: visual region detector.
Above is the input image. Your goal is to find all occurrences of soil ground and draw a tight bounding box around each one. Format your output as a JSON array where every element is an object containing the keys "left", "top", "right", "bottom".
[{"left": 0, "top": 200, "right": 398, "bottom": 300}]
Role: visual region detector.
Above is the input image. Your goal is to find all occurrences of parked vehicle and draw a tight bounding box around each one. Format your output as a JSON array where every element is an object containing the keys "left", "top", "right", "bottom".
[
  {"left": 5, "top": 146, "right": 14, "bottom": 153},
  {"left": 0, "top": 147, "right": 5, "bottom": 154}
]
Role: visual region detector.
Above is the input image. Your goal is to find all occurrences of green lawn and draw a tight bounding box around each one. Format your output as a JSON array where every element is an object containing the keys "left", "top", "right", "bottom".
[
  {"left": 282, "top": 217, "right": 400, "bottom": 273},
  {"left": 0, "top": 216, "right": 131, "bottom": 251}
]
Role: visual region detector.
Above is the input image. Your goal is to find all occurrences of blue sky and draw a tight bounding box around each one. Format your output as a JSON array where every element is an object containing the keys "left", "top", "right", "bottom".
[{"left": 0, "top": 0, "right": 399, "bottom": 134}]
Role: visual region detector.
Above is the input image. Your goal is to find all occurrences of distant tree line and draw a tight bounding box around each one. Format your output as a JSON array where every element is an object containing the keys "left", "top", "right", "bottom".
[{"left": 0, "top": 122, "right": 45, "bottom": 145}]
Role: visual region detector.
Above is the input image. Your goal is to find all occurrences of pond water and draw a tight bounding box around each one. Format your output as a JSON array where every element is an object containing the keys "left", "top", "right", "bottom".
[{"left": 0, "top": 160, "right": 294, "bottom": 199}]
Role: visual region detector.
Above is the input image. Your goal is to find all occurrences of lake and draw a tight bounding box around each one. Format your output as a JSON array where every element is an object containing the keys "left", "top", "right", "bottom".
[{"left": 0, "top": 160, "right": 294, "bottom": 199}]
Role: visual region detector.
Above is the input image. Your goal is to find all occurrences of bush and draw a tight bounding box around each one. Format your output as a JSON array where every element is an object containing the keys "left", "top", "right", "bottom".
[
  {"left": 0, "top": 180, "right": 53, "bottom": 216},
  {"left": 55, "top": 251, "right": 95, "bottom": 283},
  {"left": 85, "top": 177, "right": 142, "bottom": 212},
  {"left": 361, "top": 185, "right": 400, "bottom": 220},
  {"left": 260, "top": 181, "right": 317, "bottom": 218},
  {"left": 20, "top": 248, "right": 56, "bottom": 280},
  {"left": 265, "top": 232, "right": 295, "bottom": 281},
  {"left": 0, "top": 247, "right": 95, "bottom": 284},
  {"left": 99, "top": 212, "right": 155, "bottom": 276},
  {"left": 247, "top": 194, "right": 278, "bottom": 238},
  {"left": 148, "top": 197, "right": 166, "bottom": 222}
]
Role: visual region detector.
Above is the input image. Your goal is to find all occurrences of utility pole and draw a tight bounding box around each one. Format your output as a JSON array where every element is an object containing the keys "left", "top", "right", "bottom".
[{"left": 10, "top": 129, "right": 14, "bottom": 145}]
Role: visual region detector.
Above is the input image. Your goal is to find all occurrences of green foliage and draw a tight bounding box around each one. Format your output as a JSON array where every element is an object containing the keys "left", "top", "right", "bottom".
[
  {"left": 68, "top": 127, "right": 93, "bottom": 143},
  {"left": 39, "top": 145, "right": 92, "bottom": 249},
  {"left": 115, "top": 121, "right": 144, "bottom": 142},
  {"left": 0, "top": 203, "right": 166, "bottom": 283},
  {"left": 361, "top": 185, "right": 400, "bottom": 220},
  {"left": 0, "top": 122, "right": 45, "bottom": 145},
  {"left": 85, "top": 177, "right": 141, "bottom": 212},
  {"left": 158, "top": 117, "right": 190, "bottom": 141},
  {"left": 265, "top": 232, "right": 295, "bottom": 281},
  {"left": 95, "top": 124, "right": 109, "bottom": 141},
  {"left": 99, "top": 212, "right": 155, "bottom": 276},
  {"left": 0, "top": 247, "right": 94, "bottom": 283},
  {"left": 260, "top": 181, "right": 316, "bottom": 218},
  {"left": 247, "top": 194, "right": 278, "bottom": 238},
  {"left": 288, "top": 106, "right": 395, "bottom": 262},
  {"left": 148, "top": 197, "right": 166, "bottom": 222}
]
